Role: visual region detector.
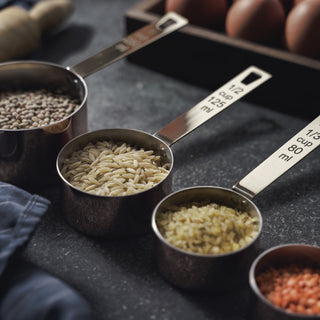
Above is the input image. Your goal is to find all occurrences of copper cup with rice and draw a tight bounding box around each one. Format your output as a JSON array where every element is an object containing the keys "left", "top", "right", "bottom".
[{"left": 151, "top": 186, "right": 262, "bottom": 292}]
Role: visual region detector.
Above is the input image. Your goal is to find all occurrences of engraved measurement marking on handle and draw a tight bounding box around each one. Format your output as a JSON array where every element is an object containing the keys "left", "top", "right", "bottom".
[
  {"left": 278, "top": 124, "right": 320, "bottom": 162},
  {"left": 197, "top": 66, "right": 271, "bottom": 117},
  {"left": 155, "top": 66, "right": 272, "bottom": 146},
  {"left": 233, "top": 115, "right": 320, "bottom": 199}
]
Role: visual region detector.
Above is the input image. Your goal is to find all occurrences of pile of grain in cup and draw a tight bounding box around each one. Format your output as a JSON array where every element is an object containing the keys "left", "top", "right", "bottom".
[
  {"left": 256, "top": 263, "right": 320, "bottom": 315},
  {"left": 156, "top": 202, "right": 259, "bottom": 255},
  {"left": 60, "top": 140, "right": 170, "bottom": 196},
  {"left": 0, "top": 89, "right": 80, "bottom": 129}
]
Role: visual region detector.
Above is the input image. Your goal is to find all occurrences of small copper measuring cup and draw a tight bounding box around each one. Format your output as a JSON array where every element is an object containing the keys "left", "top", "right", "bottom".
[
  {"left": 56, "top": 66, "right": 271, "bottom": 238},
  {"left": 0, "top": 12, "right": 188, "bottom": 188},
  {"left": 249, "top": 243, "right": 320, "bottom": 320},
  {"left": 152, "top": 115, "right": 320, "bottom": 291}
]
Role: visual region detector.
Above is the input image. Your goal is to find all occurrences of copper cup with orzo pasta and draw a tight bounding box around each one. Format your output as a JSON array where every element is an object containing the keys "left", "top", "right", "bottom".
[{"left": 56, "top": 128, "right": 174, "bottom": 238}]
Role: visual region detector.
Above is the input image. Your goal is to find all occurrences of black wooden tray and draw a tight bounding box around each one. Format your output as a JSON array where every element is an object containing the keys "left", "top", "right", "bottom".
[{"left": 125, "top": 0, "right": 319, "bottom": 120}]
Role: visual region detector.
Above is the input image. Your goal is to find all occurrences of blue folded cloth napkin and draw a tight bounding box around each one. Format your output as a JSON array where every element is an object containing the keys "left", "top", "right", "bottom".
[
  {"left": 0, "top": 0, "right": 37, "bottom": 10},
  {"left": 0, "top": 182, "right": 50, "bottom": 275},
  {"left": 0, "top": 182, "right": 92, "bottom": 320}
]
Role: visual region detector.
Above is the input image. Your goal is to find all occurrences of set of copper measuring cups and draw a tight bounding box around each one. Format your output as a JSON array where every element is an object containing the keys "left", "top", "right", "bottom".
[{"left": 0, "top": 12, "right": 319, "bottom": 319}]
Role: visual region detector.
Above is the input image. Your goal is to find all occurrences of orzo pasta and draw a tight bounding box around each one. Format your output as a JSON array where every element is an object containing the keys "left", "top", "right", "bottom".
[{"left": 61, "top": 140, "right": 170, "bottom": 196}]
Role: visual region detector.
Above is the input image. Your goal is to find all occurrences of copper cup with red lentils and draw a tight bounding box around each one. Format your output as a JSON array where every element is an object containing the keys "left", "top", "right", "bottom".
[{"left": 249, "top": 244, "right": 320, "bottom": 319}]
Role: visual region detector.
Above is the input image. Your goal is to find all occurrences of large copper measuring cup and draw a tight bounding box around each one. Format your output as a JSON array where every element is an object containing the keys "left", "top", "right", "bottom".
[{"left": 0, "top": 12, "right": 187, "bottom": 188}]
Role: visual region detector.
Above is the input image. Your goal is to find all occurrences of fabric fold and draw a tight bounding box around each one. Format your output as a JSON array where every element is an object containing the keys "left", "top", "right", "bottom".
[
  {"left": 0, "top": 260, "right": 92, "bottom": 320},
  {"left": 0, "top": 182, "right": 51, "bottom": 275},
  {"left": 0, "top": 182, "right": 92, "bottom": 320}
]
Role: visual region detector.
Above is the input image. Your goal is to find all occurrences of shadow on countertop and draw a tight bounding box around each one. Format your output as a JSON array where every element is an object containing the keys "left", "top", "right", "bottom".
[{"left": 27, "top": 24, "right": 95, "bottom": 64}]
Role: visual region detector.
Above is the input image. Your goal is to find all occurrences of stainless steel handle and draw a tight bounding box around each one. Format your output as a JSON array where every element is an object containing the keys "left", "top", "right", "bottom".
[
  {"left": 69, "top": 12, "right": 188, "bottom": 78},
  {"left": 233, "top": 115, "right": 320, "bottom": 200},
  {"left": 154, "top": 66, "right": 272, "bottom": 146}
]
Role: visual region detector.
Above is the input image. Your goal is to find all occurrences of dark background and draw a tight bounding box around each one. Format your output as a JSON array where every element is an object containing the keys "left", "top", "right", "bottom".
[{"left": 12, "top": 0, "right": 320, "bottom": 319}]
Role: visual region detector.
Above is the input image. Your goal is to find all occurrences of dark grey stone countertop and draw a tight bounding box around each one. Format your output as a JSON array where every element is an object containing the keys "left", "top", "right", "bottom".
[{"left": 16, "top": 0, "right": 319, "bottom": 319}]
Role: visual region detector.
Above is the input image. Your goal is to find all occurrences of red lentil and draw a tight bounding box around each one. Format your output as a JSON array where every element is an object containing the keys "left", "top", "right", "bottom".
[{"left": 256, "top": 264, "right": 320, "bottom": 316}]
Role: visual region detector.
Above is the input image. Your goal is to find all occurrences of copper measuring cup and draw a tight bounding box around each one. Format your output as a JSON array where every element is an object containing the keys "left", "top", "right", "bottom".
[
  {"left": 151, "top": 115, "right": 320, "bottom": 291},
  {"left": 0, "top": 12, "right": 188, "bottom": 188},
  {"left": 56, "top": 66, "right": 271, "bottom": 238},
  {"left": 249, "top": 243, "right": 320, "bottom": 320}
]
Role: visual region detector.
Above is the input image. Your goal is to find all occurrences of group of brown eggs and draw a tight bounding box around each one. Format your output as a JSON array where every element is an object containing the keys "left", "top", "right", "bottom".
[{"left": 166, "top": 0, "right": 320, "bottom": 59}]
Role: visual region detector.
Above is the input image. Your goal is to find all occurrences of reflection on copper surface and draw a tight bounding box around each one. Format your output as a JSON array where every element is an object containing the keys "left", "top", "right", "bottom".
[{"left": 42, "top": 118, "right": 72, "bottom": 134}]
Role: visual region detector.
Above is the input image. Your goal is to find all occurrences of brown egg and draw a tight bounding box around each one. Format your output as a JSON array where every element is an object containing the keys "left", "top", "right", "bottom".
[
  {"left": 285, "top": 0, "right": 320, "bottom": 58},
  {"left": 165, "top": 0, "right": 228, "bottom": 28},
  {"left": 225, "top": 0, "right": 286, "bottom": 43}
]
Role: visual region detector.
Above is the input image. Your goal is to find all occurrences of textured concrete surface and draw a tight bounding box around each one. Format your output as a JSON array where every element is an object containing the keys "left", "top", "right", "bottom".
[{"left": 11, "top": 0, "right": 320, "bottom": 319}]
